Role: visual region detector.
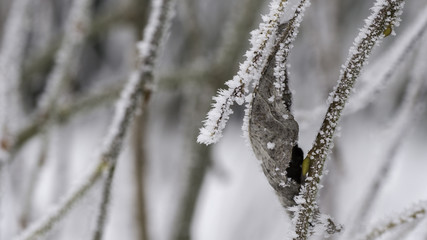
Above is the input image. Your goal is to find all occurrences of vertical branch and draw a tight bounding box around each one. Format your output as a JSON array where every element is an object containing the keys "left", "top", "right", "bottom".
[
  {"left": 293, "top": 0, "right": 405, "bottom": 238},
  {"left": 36, "top": 0, "right": 92, "bottom": 114},
  {"left": 92, "top": 0, "right": 175, "bottom": 238},
  {"left": 92, "top": 163, "right": 117, "bottom": 240},
  {"left": 171, "top": 86, "right": 212, "bottom": 240},
  {"left": 197, "top": 0, "right": 291, "bottom": 145},
  {"left": 19, "top": 133, "right": 50, "bottom": 229},
  {"left": 132, "top": 98, "right": 149, "bottom": 240},
  {"left": 0, "top": 0, "right": 31, "bottom": 160},
  {"left": 0, "top": 0, "right": 31, "bottom": 236}
]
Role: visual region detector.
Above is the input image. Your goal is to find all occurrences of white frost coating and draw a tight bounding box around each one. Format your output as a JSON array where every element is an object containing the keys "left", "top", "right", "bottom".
[
  {"left": 274, "top": 43, "right": 288, "bottom": 96},
  {"left": 267, "top": 142, "right": 276, "bottom": 149},
  {"left": 293, "top": 0, "right": 405, "bottom": 238},
  {"left": 346, "top": 4, "right": 427, "bottom": 114},
  {"left": 0, "top": 0, "right": 31, "bottom": 158},
  {"left": 197, "top": 0, "right": 290, "bottom": 145},
  {"left": 14, "top": 159, "right": 102, "bottom": 240},
  {"left": 37, "top": 0, "right": 91, "bottom": 113},
  {"left": 137, "top": 0, "right": 163, "bottom": 61},
  {"left": 241, "top": 0, "right": 311, "bottom": 145},
  {"left": 100, "top": 71, "right": 140, "bottom": 155},
  {"left": 359, "top": 201, "right": 427, "bottom": 240}
]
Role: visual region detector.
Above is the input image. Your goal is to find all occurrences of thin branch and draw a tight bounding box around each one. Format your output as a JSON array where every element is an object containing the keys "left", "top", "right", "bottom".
[
  {"left": 248, "top": 0, "right": 311, "bottom": 209},
  {"left": 92, "top": 163, "right": 117, "bottom": 240},
  {"left": 172, "top": 86, "right": 212, "bottom": 240},
  {"left": 293, "top": 1, "right": 405, "bottom": 238},
  {"left": 360, "top": 201, "right": 427, "bottom": 240},
  {"left": 92, "top": 0, "right": 175, "bottom": 237},
  {"left": 346, "top": 4, "right": 427, "bottom": 115},
  {"left": 0, "top": 0, "right": 31, "bottom": 160},
  {"left": 132, "top": 97, "right": 149, "bottom": 240},
  {"left": 36, "top": 0, "right": 92, "bottom": 114},
  {"left": 19, "top": 133, "right": 50, "bottom": 229},
  {"left": 197, "top": 0, "right": 291, "bottom": 145},
  {"left": 293, "top": 5, "right": 427, "bottom": 130},
  {"left": 12, "top": 0, "right": 175, "bottom": 238}
]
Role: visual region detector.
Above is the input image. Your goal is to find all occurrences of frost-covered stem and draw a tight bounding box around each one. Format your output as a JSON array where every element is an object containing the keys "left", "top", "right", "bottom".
[
  {"left": 197, "top": 0, "right": 289, "bottom": 145},
  {"left": 13, "top": 0, "right": 174, "bottom": 238},
  {"left": 347, "top": 4, "right": 427, "bottom": 114},
  {"left": 19, "top": 133, "right": 49, "bottom": 229},
  {"left": 92, "top": 163, "right": 117, "bottom": 240},
  {"left": 352, "top": 40, "right": 427, "bottom": 229},
  {"left": 36, "top": 0, "right": 92, "bottom": 114},
  {"left": 0, "top": 0, "right": 30, "bottom": 159},
  {"left": 293, "top": 1, "right": 405, "bottom": 238},
  {"left": 93, "top": 0, "right": 174, "bottom": 237},
  {"left": 361, "top": 201, "right": 427, "bottom": 240},
  {"left": 246, "top": 0, "right": 310, "bottom": 204},
  {"left": 14, "top": 161, "right": 104, "bottom": 240}
]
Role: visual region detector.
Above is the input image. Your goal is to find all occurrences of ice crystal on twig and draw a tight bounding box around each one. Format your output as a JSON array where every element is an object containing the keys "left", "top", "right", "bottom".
[
  {"left": 197, "top": 0, "right": 290, "bottom": 145},
  {"left": 347, "top": 4, "right": 427, "bottom": 114}
]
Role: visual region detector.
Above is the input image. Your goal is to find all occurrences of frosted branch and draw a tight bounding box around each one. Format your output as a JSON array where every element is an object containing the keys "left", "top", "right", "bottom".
[
  {"left": 293, "top": 0, "right": 405, "bottom": 238},
  {"left": 0, "top": 0, "right": 31, "bottom": 160},
  {"left": 243, "top": 0, "right": 311, "bottom": 142},
  {"left": 197, "top": 0, "right": 290, "bottom": 145},
  {"left": 352, "top": 35, "right": 427, "bottom": 228},
  {"left": 346, "top": 4, "right": 427, "bottom": 114},
  {"left": 36, "top": 0, "right": 92, "bottom": 114},
  {"left": 13, "top": 0, "right": 175, "bottom": 239},
  {"left": 92, "top": 164, "right": 117, "bottom": 240},
  {"left": 360, "top": 201, "right": 427, "bottom": 240}
]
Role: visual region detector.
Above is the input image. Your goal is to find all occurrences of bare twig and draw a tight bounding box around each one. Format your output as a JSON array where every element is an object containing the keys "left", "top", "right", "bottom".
[{"left": 132, "top": 98, "right": 149, "bottom": 240}]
